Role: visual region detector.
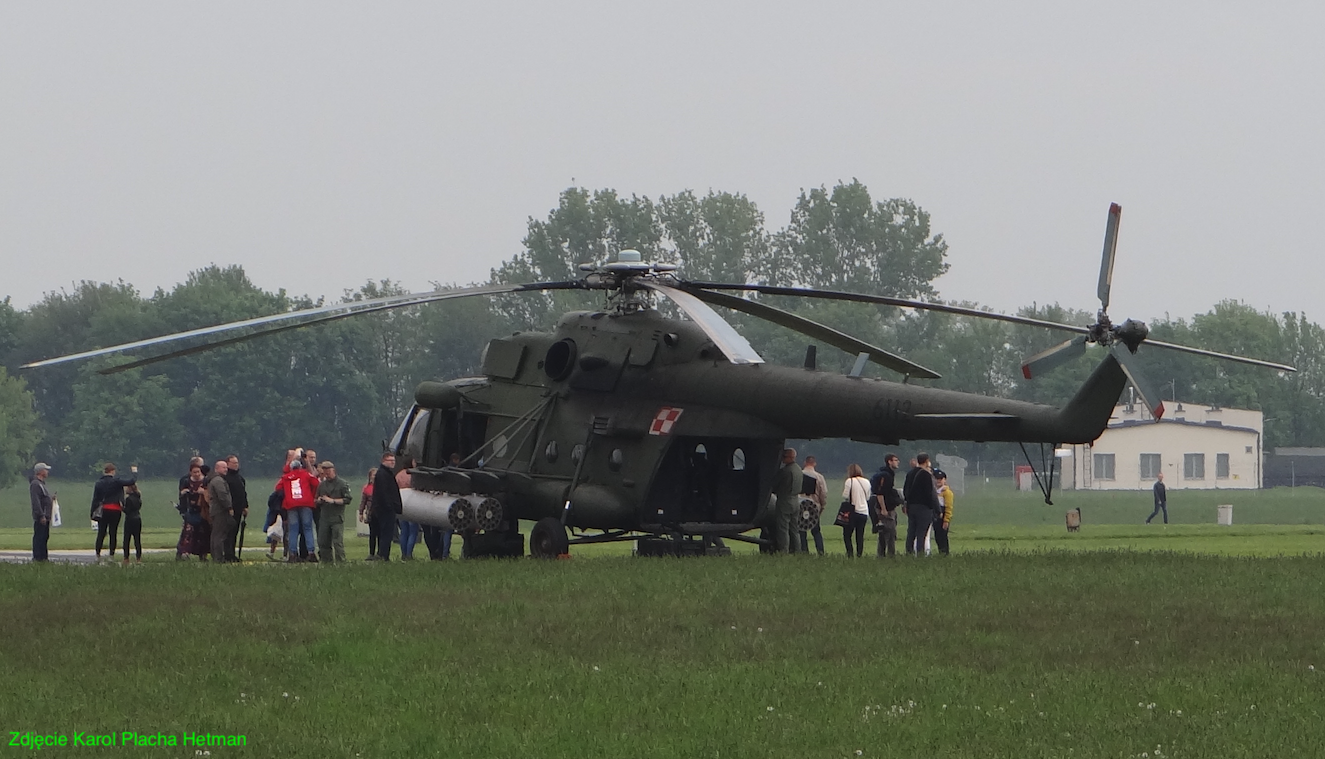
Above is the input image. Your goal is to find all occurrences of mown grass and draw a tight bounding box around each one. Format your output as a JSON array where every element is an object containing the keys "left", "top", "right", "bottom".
[{"left": 3, "top": 553, "right": 1325, "bottom": 757}]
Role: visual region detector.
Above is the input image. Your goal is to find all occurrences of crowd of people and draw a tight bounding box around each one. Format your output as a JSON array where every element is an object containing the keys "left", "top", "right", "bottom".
[
  {"left": 24, "top": 447, "right": 455, "bottom": 564},
  {"left": 27, "top": 446, "right": 955, "bottom": 563},
  {"left": 772, "top": 449, "right": 955, "bottom": 558}
]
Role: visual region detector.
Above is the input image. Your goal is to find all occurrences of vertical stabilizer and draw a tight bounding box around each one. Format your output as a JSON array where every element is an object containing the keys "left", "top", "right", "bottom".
[{"left": 1054, "top": 353, "right": 1128, "bottom": 443}]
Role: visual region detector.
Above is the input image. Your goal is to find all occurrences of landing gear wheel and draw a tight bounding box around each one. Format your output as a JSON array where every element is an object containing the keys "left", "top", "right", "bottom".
[{"left": 530, "top": 517, "right": 569, "bottom": 559}]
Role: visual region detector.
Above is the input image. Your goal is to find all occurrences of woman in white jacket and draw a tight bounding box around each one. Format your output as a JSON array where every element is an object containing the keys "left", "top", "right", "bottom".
[{"left": 841, "top": 463, "right": 872, "bottom": 557}]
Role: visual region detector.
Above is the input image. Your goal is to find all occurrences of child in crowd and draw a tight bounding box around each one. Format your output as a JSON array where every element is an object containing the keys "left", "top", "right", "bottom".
[
  {"left": 122, "top": 483, "right": 143, "bottom": 563},
  {"left": 265, "top": 515, "right": 284, "bottom": 561}
]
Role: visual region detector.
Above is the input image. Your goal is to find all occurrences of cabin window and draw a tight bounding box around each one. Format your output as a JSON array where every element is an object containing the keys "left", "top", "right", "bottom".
[
  {"left": 572, "top": 444, "right": 585, "bottom": 465},
  {"left": 1093, "top": 453, "right": 1115, "bottom": 481},
  {"left": 1183, "top": 453, "right": 1205, "bottom": 480},
  {"left": 731, "top": 448, "right": 746, "bottom": 471},
  {"left": 1216, "top": 453, "right": 1230, "bottom": 479},
  {"left": 545, "top": 441, "right": 559, "bottom": 463},
  {"left": 609, "top": 449, "right": 624, "bottom": 472},
  {"left": 1139, "top": 453, "right": 1161, "bottom": 479},
  {"left": 405, "top": 410, "right": 432, "bottom": 462}
]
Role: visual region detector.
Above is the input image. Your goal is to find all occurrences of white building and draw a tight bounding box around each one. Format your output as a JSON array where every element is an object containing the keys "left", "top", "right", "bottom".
[{"left": 1065, "top": 400, "right": 1263, "bottom": 490}]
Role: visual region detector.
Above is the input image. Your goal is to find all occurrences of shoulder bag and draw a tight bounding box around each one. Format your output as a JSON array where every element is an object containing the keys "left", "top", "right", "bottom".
[{"left": 835, "top": 478, "right": 860, "bottom": 527}]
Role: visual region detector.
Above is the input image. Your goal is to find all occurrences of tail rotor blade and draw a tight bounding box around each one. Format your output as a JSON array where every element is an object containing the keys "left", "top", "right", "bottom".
[
  {"left": 1111, "top": 343, "right": 1165, "bottom": 419},
  {"left": 1021, "top": 335, "right": 1089, "bottom": 379},
  {"left": 1097, "top": 203, "right": 1121, "bottom": 312}
]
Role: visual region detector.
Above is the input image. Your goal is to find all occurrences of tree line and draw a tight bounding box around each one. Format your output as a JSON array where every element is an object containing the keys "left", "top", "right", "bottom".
[{"left": 1, "top": 181, "right": 1320, "bottom": 487}]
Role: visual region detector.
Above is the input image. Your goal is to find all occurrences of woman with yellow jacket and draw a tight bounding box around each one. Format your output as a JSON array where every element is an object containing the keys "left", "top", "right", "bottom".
[{"left": 932, "top": 470, "right": 954, "bottom": 555}]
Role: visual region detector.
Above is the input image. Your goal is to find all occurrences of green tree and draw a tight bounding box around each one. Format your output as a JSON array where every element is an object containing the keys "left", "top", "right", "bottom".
[
  {"left": 659, "top": 190, "right": 769, "bottom": 284},
  {"left": 60, "top": 361, "right": 186, "bottom": 475},
  {"left": 768, "top": 180, "right": 948, "bottom": 297},
  {"left": 491, "top": 187, "right": 663, "bottom": 328},
  {"left": 0, "top": 367, "right": 40, "bottom": 488}
]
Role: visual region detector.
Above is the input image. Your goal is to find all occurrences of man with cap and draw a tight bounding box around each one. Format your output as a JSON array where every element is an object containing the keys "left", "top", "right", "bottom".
[
  {"left": 315, "top": 461, "right": 353, "bottom": 563},
  {"left": 30, "top": 463, "right": 54, "bottom": 562}
]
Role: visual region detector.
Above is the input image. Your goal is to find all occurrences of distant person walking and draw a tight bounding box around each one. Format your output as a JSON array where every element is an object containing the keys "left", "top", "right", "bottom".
[
  {"left": 1147, "top": 472, "right": 1168, "bottom": 524},
  {"left": 92, "top": 463, "right": 137, "bottom": 561},
  {"left": 30, "top": 463, "right": 54, "bottom": 562},
  {"left": 122, "top": 483, "right": 144, "bottom": 563},
  {"left": 841, "top": 464, "right": 872, "bottom": 557}
]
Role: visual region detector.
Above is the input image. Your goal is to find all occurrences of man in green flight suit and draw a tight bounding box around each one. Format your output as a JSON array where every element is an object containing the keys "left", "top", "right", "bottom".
[
  {"left": 315, "top": 461, "right": 354, "bottom": 563},
  {"left": 772, "top": 448, "right": 803, "bottom": 554}
]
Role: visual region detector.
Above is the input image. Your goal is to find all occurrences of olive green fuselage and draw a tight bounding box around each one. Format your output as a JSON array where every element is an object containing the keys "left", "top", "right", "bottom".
[{"left": 400, "top": 308, "right": 1126, "bottom": 532}]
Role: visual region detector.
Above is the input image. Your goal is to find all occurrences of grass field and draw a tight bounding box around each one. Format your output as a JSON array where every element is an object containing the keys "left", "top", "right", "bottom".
[
  {"left": 3, "top": 553, "right": 1325, "bottom": 757},
  {"left": 4, "top": 477, "right": 1325, "bottom": 756}
]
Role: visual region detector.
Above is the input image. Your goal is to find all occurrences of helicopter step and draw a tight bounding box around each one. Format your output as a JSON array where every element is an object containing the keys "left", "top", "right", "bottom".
[{"left": 635, "top": 535, "right": 732, "bottom": 558}]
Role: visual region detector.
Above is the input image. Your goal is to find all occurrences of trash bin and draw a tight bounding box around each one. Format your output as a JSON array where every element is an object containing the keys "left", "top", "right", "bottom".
[{"left": 1217, "top": 504, "right": 1233, "bottom": 526}]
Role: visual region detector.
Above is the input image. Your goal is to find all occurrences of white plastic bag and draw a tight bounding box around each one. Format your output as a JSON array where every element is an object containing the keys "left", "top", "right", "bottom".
[{"left": 51, "top": 499, "right": 62, "bottom": 528}]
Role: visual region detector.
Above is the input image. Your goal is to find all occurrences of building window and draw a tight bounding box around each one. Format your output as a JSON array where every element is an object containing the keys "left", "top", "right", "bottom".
[
  {"left": 1216, "top": 453, "right": 1230, "bottom": 479},
  {"left": 1184, "top": 453, "right": 1205, "bottom": 480},
  {"left": 1140, "top": 453, "right": 1162, "bottom": 479},
  {"left": 1093, "top": 453, "right": 1115, "bottom": 480}
]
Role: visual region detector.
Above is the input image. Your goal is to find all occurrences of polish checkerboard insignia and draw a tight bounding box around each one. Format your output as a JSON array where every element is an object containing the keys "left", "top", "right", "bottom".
[{"left": 649, "top": 407, "right": 684, "bottom": 435}]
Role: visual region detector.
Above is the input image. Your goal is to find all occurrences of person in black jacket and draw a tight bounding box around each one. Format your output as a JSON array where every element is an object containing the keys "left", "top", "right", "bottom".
[
  {"left": 1147, "top": 472, "right": 1168, "bottom": 524},
  {"left": 370, "top": 452, "right": 403, "bottom": 561},
  {"left": 902, "top": 453, "right": 939, "bottom": 556},
  {"left": 873, "top": 454, "right": 902, "bottom": 558},
  {"left": 121, "top": 483, "right": 143, "bottom": 563},
  {"left": 92, "top": 463, "right": 137, "bottom": 561},
  {"left": 223, "top": 455, "right": 249, "bottom": 561}
]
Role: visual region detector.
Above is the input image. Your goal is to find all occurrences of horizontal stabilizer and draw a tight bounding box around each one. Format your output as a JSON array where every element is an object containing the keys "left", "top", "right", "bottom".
[{"left": 912, "top": 413, "right": 1019, "bottom": 422}]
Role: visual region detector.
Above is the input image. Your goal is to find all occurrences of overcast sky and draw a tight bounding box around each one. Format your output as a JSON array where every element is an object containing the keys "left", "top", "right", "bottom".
[{"left": 3, "top": 2, "right": 1322, "bottom": 327}]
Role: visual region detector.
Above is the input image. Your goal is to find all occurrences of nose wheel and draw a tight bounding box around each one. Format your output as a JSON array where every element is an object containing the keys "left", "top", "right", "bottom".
[{"left": 530, "top": 517, "right": 569, "bottom": 558}]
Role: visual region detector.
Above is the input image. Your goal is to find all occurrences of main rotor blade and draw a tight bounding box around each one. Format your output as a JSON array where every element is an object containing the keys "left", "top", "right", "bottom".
[
  {"left": 1021, "top": 335, "right": 1089, "bottom": 379},
  {"left": 681, "top": 287, "right": 940, "bottom": 379},
  {"left": 1098, "top": 203, "right": 1121, "bottom": 312},
  {"left": 638, "top": 281, "right": 764, "bottom": 365},
  {"left": 686, "top": 283, "right": 1094, "bottom": 336},
  {"left": 1111, "top": 344, "right": 1165, "bottom": 419},
  {"left": 1141, "top": 338, "right": 1296, "bottom": 373},
  {"left": 23, "top": 281, "right": 584, "bottom": 371}
]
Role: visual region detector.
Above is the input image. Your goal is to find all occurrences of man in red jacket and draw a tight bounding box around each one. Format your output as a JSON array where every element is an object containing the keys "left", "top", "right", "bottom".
[{"left": 279, "top": 460, "right": 320, "bottom": 563}]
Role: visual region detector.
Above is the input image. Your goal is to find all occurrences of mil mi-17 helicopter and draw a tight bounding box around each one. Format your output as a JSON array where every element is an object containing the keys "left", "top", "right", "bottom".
[{"left": 24, "top": 204, "right": 1293, "bottom": 557}]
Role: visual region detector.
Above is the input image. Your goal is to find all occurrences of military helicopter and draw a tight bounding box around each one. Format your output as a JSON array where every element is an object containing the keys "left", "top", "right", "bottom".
[{"left": 23, "top": 204, "right": 1293, "bottom": 557}]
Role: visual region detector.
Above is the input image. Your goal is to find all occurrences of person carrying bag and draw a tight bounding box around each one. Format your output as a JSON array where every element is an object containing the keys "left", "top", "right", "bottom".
[{"left": 840, "top": 464, "right": 872, "bottom": 557}]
